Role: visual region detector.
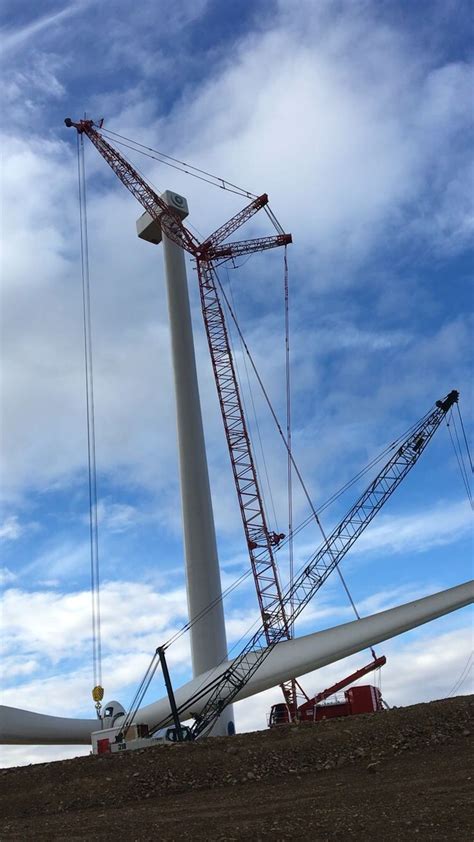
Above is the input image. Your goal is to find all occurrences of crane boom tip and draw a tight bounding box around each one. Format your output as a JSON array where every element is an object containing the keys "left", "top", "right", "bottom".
[{"left": 436, "top": 389, "right": 459, "bottom": 413}]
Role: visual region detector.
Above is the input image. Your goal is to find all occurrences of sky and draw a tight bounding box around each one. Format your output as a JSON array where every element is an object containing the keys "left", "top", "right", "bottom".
[{"left": 1, "top": 0, "right": 473, "bottom": 766}]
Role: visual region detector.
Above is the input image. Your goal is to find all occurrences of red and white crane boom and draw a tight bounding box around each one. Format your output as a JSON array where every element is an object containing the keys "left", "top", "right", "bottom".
[
  {"left": 310, "top": 656, "right": 387, "bottom": 705},
  {"left": 65, "top": 118, "right": 297, "bottom": 709},
  {"left": 268, "top": 654, "right": 387, "bottom": 726}
]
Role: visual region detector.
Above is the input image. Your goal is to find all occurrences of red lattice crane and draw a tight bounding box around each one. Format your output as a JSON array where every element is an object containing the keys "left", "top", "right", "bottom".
[{"left": 65, "top": 117, "right": 299, "bottom": 710}]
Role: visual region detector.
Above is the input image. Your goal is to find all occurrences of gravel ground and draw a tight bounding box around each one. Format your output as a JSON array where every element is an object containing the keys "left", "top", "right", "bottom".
[{"left": 1, "top": 695, "right": 472, "bottom": 840}]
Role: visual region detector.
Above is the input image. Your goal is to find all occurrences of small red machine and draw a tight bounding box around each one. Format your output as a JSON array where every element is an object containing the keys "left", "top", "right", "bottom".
[{"left": 268, "top": 656, "right": 386, "bottom": 727}]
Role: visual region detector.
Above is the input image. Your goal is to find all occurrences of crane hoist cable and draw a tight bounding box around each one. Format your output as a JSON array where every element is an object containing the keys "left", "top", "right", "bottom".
[
  {"left": 456, "top": 402, "right": 473, "bottom": 474},
  {"left": 214, "top": 261, "right": 439, "bottom": 637},
  {"left": 284, "top": 246, "right": 295, "bottom": 636},
  {"left": 283, "top": 246, "right": 301, "bottom": 704},
  {"left": 76, "top": 132, "right": 103, "bottom": 713},
  {"left": 451, "top": 408, "right": 472, "bottom": 495},
  {"left": 97, "top": 127, "right": 287, "bottom": 244},
  {"left": 445, "top": 409, "right": 473, "bottom": 507},
  {"left": 451, "top": 410, "right": 471, "bottom": 487},
  {"left": 90, "top": 126, "right": 290, "bottom": 249},
  {"left": 276, "top": 405, "right": 435, "bottom": 549},
  {"left": 214, "top": 265, "right": 375, "bottom": 643},
  {"left": 446, "top": 651, "right": 473, "bottom": 697},
  {"left": 225, "top": 264, "right": 279, "bottom": 530},
  {"left": 99, "top": 126, "right": 258, "bottom": 200}
]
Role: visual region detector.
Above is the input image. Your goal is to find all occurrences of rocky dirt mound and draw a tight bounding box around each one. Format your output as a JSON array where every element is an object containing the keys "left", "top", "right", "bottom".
[{"left": 1, "top": 695, "right": 473, "bottom": 840}]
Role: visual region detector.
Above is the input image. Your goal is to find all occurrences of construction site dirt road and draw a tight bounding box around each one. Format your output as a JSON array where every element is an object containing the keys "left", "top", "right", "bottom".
[{"left": 1, "top": 695, "right": 472, "bottom": 841}]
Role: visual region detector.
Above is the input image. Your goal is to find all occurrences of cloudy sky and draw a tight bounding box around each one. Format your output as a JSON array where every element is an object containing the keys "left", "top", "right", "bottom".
[{"left": 1, "top": 0, "right": 473, "bottom": 766}]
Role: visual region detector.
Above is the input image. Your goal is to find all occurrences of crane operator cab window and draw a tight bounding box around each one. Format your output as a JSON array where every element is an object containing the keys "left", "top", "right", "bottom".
[{"left": 164, "top": 726, "right": 192, "bottom": 742}]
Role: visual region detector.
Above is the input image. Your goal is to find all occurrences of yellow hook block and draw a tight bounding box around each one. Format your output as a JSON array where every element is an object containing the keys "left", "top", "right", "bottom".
[{"left": 92, "top": 685, "right": 104, "bottom": 703}]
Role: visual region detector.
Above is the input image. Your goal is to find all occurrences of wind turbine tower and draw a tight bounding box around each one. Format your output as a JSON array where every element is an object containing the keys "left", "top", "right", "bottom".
[{"left": 137, "top": 192, "right": 234, "bottom": 737}]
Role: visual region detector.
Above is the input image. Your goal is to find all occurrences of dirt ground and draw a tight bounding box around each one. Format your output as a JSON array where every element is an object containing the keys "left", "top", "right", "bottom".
[{"left": 1, "top": 695, "right": 472, "bottom": 841}]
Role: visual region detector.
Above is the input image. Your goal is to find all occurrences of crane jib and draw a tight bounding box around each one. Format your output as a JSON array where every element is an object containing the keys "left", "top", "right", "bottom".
[
  {"left": 64, "top": 115, "right": 299, "bottom": 712},
  {"left": 170, "top": 390, "right": 458, "bottom": 738}
]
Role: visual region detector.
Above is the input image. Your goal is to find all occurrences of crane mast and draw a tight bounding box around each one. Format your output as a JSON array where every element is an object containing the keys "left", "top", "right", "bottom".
[
  {"left": 149, "top": 389, "right": 458, "bottom": 738},
  {"left": 197, "top": 260, "right": 292, "bottom": 635},
  {"left": 65, "top": 118, "right": 297, "bottom": 708}
]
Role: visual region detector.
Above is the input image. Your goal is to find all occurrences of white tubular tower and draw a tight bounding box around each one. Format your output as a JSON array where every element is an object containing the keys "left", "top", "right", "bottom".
[{"left": 137, "top": 192, "right": 233, "bottom": 736}]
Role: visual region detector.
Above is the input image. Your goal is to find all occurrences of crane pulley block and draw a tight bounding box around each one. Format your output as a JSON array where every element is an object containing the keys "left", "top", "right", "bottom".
[
  {"left": 436, "top": 390, "right": 459, "bottom": 413},
  {"left": 92, "top": 685, "right": 104, "bottom": 703}
]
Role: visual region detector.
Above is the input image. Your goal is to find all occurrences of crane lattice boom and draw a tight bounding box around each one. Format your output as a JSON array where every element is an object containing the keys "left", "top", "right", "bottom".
[
  {"left": 155, "top": 389, "right": 457, "bottom": 738},
  {"left": 65, "top": 117, "right": 297, "bottom": 709},
  {"left": 197, "top": 261, "right": 292, "bottom": 640}
]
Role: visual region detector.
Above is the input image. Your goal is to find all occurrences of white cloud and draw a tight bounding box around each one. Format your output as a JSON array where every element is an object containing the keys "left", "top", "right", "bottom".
[
  {"left": 22, "top": 541, "right": 91, "bottom": 582},
  {"left": 94, "top": 500, "right": 145, "bottom": 533},
  {"left": 0, "top": 516, "right": 22, "bottom": 541},
  {"left": 1, "top": 666, "right": 98, "bottom": 719},
  {"left": 0, "top": 4, "right": 86, "bottom": 53},
  {"left": 1, "top": 575, "right": 468, "bottom": 707},
  {"left": 148, "top": 10, "right": 473, "bottom": 272},
  {"left": 352, "top": 500, "right": 473, "bottom": 557},
  {"left": 0, "top": 568, "right": 16, "bottom": 586},
  {"left": 0, "top": 743, "right": 90, "bottom": 768},
  {"left": 0, "top": 656, "right": 39, "bottom": 681},
  {"left": 0, "top": 580, "right": 190, "bottom": 665},
  {"left": 273, "top": 500, "right": 472, "bottom": 602}
]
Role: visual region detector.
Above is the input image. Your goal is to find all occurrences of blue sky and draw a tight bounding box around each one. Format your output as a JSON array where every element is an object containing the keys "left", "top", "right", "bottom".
[{"left": 1, "top": 0, "right": 473, "bottom": 765}]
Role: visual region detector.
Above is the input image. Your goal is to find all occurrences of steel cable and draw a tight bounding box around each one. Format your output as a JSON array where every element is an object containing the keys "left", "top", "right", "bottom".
[
  {"left": 284, "top": 246, "right": 295, "bottom": 635},
  {"left": 214, "top": 266, "right": 418, "bottom": 640},
  {"left": 76, "top": 133, "right": 102, "bottom": 693},
  {"left": 446, "top": 412, "right": 473, "bottom": 507},
  {"left": 225, "top": 265, "right": 279, "bottom": 531},
  {"left": 447, "top": 651, "right": 473, "bottom": 697},
  {"left": 456, "top": 403, "right": 473, "bottom": 473},
  {"left": 99, "top": 127, "right": 257, "bottom": 199}
]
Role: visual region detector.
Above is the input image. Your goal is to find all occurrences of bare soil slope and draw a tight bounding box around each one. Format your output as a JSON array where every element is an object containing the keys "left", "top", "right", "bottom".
[{"left": 1, "top": 696, "right": 472, "bottom": 841}]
